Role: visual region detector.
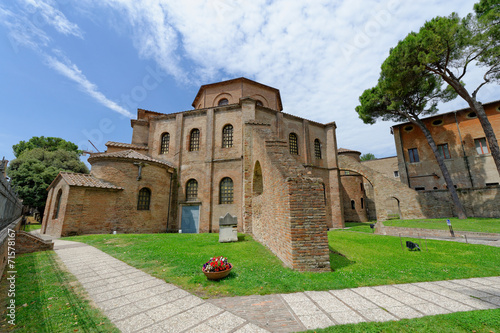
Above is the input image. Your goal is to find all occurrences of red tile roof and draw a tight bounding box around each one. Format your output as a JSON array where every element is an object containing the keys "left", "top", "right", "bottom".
[
  {"left": 58, "top": 172, "right": 123, "bottom": 189},
  {"left": 88, "top": 150, "right": 174, "bottom": 169},
  {"left": 105, "top": 141, "right": 148, "bottom": 150}
]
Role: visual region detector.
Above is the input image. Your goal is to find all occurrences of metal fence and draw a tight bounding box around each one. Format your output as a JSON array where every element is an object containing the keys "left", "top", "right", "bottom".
[{"left": 0, "top": 175, "right": 23, "bottom": 231}]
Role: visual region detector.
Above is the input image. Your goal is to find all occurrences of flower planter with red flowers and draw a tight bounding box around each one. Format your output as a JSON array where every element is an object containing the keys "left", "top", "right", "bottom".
[{"left": 202, "top": 256, "right": 232, "bottom": 280}]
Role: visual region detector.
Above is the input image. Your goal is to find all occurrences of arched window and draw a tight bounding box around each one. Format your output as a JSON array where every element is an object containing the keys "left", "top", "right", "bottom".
[
  {"left": 314, "top": 139, "right": 322, "bottom": 159},
  {"left": 256, "top": 100, "right": 263, "bottom": 107},
  {"left": 54, "top": 189, "right": 62, "bottom": 219},
  {"left": 137, "top": 188, "right": 151, "bottom": 210},
  {"left": 222, "top": 124, "right": 233, "bottom": 148},
  {"left": 186, "top": 179, "right": 198, "bottom": 201},
  {"left": 289, "top": 133, "right": 298, "bottom": 155},
  {"left": 351, "top": 200, "right": 355, "bottom": 210},
  {"left": 160, "top": 133, "right": 170, "bottom": 154},
  {"left": 361, "top": 198, "right": 364, "bottom": 209},
  {"left": 189, "top": 129, "right": 200, "bottom": 151},
  {"left": 218, "top": 98, "right": 229, "bottom": 106},
  {"left": 219, "top": 177, "right": 234, "bottom": 204},
  {"left": 253, "top": 161, "right": 263, "bottom": 196}
]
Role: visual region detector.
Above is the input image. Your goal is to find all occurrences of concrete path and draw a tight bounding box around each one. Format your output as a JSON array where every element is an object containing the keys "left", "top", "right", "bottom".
[{"left": 53, "top": 239, "right": 500, "bottom": 333}]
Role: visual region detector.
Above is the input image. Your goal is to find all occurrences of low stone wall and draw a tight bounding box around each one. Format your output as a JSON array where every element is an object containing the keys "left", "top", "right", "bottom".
[
  {"left": 14, "top": 231, "right": 54, "bottom": 254},
  {"left": 0, "top": 176, "right": 23, "bottom": 231},
  {"left": 0, "top": 218, "right": 21, "bottom": 279},
  {"left": 375, "top": 221, "right": 500, "bottom": 240},
  {"left": 418, "top": 186, "right": 500, "bottom": 218}
]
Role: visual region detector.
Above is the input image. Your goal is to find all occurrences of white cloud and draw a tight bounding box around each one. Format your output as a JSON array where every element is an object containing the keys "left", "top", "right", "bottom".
[
  {"left": 0, "top": 1, "right": 136, "bottom": 118},
  {"left": 45, "top": 54, "right": 134, "bottom": 118},
  {"left": 7, "top": 0, "right": 495, "bottom": 157},
  {"left": 21, "top": 0, "right": 84, "bottom": 38}
]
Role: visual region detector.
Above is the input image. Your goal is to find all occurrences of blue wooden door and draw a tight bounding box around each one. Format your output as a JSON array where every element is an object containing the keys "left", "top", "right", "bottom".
[{"left": 181, "top": 205, "right": 199, "bottom": 233}]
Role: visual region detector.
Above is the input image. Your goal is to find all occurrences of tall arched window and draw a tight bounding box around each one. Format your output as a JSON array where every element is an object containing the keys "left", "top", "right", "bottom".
[
  {"left": 222, "top": 124, "right": 233, "bottom": 148},
  {"left": 289, "top": 133, "right": 298, "bottom": 155},
  {"left": 253, "top": 161, "right": 263, "bottom": 196},
  {"left": 218, "top": 98, "right": 229, "bottom": 106},
  {"left": 351, "top": 200, "right": 355, "bottom": 210},
  {"left": 189, "top": 129, "right": 200, "bottom": 151},
  {"left": 219, "top": 177, "right": 234, "bottom": 204},
  {"left": 186, "top": 179, "right": 198, "bottom": 201},
  {"left": 160, "top": 133, "right": 170, "bottom": 154},
  {"left": 54, "top": 189, "right": 62, "bottom": 219},
  {"left": 314, "top": 139, "right": 322, "bottom": 159},
  {"left": 137, "top": 188, "right": 151, "bottom": 210}
]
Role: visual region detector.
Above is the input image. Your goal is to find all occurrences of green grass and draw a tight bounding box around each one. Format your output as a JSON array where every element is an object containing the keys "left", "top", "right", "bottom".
[
  {"left": 65, "top": 231, "right": 500, "bottom": 298},
  {"left": 306, "top": 309, "right": 500, "bottom": 333},
  {"left": 344, "top": 222, "right": 376, "bottom": 233},
  {"left": 383, "top": 217, "right": 500, "bottom": 234},
  {"left": 0, "top": 251, "right": 118, "bottom": 333},
  {"left": 23, "top": 223, "right": 42, "bottom": 232}
]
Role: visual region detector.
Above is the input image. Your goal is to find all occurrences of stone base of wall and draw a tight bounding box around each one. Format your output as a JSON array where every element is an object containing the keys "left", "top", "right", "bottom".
[
  {"left": 375, "top": 222, "right": 500, "bottom": 240},
  {"left": 14, "top": 231, "right": 54, "bottom": 255},
  {"left": 418, "top": 186, "right": 500, "bottom": 219}
]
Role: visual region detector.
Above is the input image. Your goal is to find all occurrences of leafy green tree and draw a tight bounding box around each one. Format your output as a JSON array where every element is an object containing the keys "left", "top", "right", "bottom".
[
  {"left": 7, "top": 143, "right": 88, "bottom": 216},
  {"left": 13, "top": 136, "right": 80, "bottom": 158},
  {"left": 356, "top": 65, "right": 467, "bottom": 219},
  {"left": 360, "top": 153, "right": 376, "bottom": 161},
  {"left": 380, "top": 1, "right": 500, "bottom": 176}
]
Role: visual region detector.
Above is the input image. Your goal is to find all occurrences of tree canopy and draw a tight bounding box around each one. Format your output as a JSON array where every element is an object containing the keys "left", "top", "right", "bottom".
[
  {"left": 360, "top": 153, "right": 376, "bottom": 161},
  {"left": 7, "top": 139, "right": 88, "bottom": 211},
  {"left": 13, "top": 136, "right": 80, "bottom": 158},
  {"left": 356, "top": 37, "right": 466, "bottom": 219},
  {"left": 370, "top": 0, "right": 500, "bottom": 175}
]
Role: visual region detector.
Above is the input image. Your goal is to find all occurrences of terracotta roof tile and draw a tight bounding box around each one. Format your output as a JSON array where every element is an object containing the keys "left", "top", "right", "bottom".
[
  {"left": 88, "top": 150, "right": 174, "bottom": 169},
  {"left": 105, "top": 141, "right": 148, "bottom": 150},
  {"left": 338, "top": 148, "right": 361, "bottom": 154},
  {"left": 59, "top": 172, "right": 123, "bottom": 189}
]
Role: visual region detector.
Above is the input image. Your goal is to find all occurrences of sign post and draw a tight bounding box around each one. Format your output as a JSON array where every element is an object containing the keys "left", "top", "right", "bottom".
[{"left": 447, "top": 219, "right": 455, "bottom": 237}]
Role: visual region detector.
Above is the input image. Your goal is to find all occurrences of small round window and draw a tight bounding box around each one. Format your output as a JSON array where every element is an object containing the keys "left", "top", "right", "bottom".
[
  {"left": 467, "top": 111, "right": 477, "bottom": 119},
  {"left": 496, "top": 106, "right": 500, "bottom": 112},
  {"left": 432, "top": 119, "right": 443, "bottom": 126},
  {"left": 218, "top": 98, "right": 229, "bottom": 106},
  {"left": 404, "top": 125, "right": 414, "bottom": 132},
  {"left": 256, "top": 100, "right": 263, "bottom": 107}
]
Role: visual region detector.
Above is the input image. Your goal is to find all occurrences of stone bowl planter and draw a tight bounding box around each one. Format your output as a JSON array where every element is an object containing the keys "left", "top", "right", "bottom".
[{"left": 202, "top": 264, "right": 232, "bottom": 280}]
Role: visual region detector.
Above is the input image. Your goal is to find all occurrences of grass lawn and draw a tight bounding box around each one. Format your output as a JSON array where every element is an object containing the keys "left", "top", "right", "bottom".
[
  {"left": 65, "top": 230, "right": 500, "bottom": 298},
  {"left": 344, "top": 222, "right": 376, "bottom": 233},
  {"left": 23, "top": 223, "right": 42, "bottom": 232},
  {"left": 383, "top": 217, "right": 500, "bottom": 234},
  {"left": 0, "top": 251, "right": 118, "bottom": 333},
  {"left": 307, "top": 309, "right": 500, "bottom": 333}
]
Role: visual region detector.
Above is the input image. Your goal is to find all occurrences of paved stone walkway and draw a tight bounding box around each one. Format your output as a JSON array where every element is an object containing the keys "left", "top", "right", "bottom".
[{"left": 53, "top": 239, "right": 500, "bottom": 333}]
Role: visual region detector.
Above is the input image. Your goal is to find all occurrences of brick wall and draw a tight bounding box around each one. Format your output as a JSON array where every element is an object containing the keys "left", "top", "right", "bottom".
[
  {"left": 394, "top": 101, "right": 500, "bottom": 190},
  {"left": 14, "top": 231, "right": 53, "bottom": 254},
  {"left": 42, "top": 159, "right": 173, "bottom": 237},
  {"left": 418, "top": 186, "right": 500, "bottom": 218},
  {"left": 246, "top": 123, "right": 330, "bottom": 271},
  {"left": 338, "top": 153, "right": 427, "bottom": 221}
]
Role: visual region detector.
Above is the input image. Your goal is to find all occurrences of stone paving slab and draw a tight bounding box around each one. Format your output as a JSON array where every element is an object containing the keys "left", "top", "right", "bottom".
[{"left": 53, "top": 239, "right": 500, "bottom": 333}]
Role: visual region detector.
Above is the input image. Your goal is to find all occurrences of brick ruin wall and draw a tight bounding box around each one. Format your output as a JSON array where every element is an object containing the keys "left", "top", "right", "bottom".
[
  {"left": 245, "top": 123, "right": 330, "bottom": 271},
  {"left": 417, "top": 186, "right": 500, "bottom": 218},
  {"left": 341, "top": 154, "right": 500, "bottom": 220}
]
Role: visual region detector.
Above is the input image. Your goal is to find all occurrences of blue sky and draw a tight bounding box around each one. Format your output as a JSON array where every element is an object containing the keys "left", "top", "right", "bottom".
[{"left": 1, "top": 0, "right": 497, "bottom": 166}]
